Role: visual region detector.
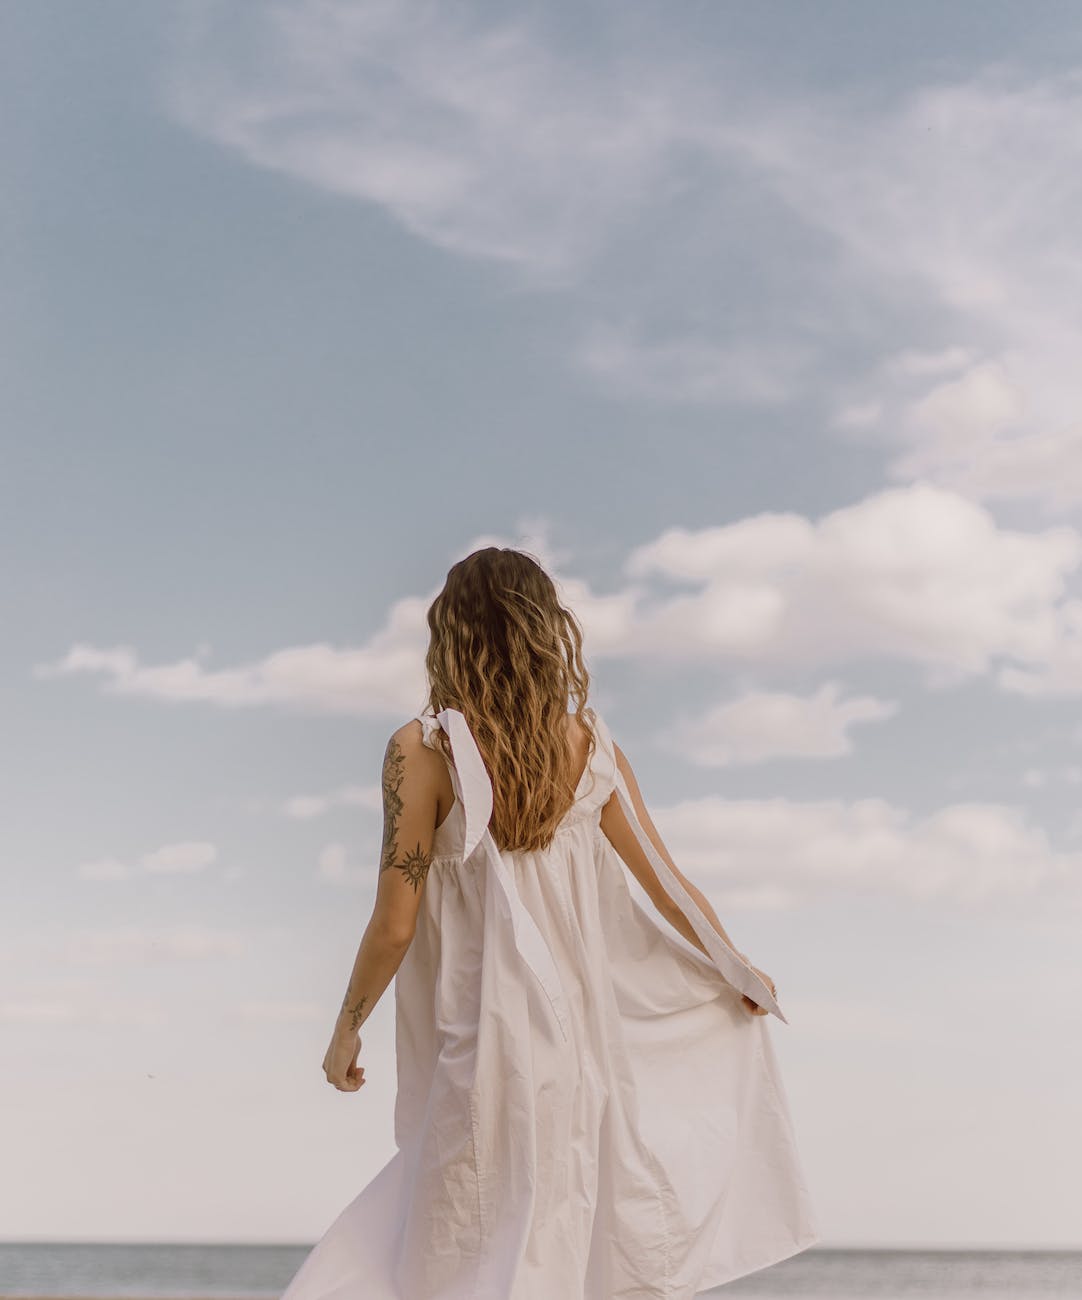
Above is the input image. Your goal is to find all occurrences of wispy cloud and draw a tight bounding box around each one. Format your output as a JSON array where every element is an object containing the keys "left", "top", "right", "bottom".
[
  {"left": 317, "top": 840, "right": 371, "bottom": 886},
  {"left": 77, "top": 840, "right": 219, "bottom": 881},
  {"left": 739, "top": 72, "right": 1082, "bottom": 508},
  {"left": 228, "top": 998, "right": 326, "bottom": 1023},
  {"left": 30, "top": 925, "right": 251, "bottom": 965},
  {"left": 165, "top": 6, "right": 1082, "bottom": 456},
  {"left": 0, "top": 986, "right": 166, "bottom": 1028},
  {"left": 575, "top": 320, "right": 813, "bottom": 407},
  {"left": 283, "top": 784, "right": 380, "bottom": 819},
  {"left": 164, "top": 0, "right": 686, "bottom": 288}
]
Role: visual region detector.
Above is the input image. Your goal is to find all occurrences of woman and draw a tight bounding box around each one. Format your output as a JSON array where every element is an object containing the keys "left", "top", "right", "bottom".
[{"left": 282, "top": 546, "right": 819, "bottom": 1300}]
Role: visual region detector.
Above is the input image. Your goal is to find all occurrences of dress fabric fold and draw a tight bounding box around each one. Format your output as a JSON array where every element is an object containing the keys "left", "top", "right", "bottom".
[{"left": 280, "top": 707, "right": 819, "bottom": 1300}]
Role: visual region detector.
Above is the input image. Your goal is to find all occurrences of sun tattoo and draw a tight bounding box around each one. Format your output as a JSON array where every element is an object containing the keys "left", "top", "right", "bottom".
[
  {"left": 379, "top": 736, "right": 432, "bottom": 892},
  {"left": 398, "top": 845, "right": 431, "bottom": 892}
]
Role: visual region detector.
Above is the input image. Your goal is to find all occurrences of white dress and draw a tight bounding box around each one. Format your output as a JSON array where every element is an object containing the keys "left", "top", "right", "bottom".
[{"left": 281, "top": 707, "right": 819, "bottom": 1300}]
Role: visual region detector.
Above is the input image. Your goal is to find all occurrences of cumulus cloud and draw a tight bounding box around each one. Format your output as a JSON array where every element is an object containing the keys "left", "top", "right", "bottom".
[
  {"left": 664, "top": 682, "right": 899, "bottom": 766},
  {"left": 833, "top": 350, "right": 1082, "bottom": 512},
  {"left": 656, "top": 793, "right": 1081, "bottom": 907},
  {"left": 622, "top": 483, "right": 1082, "bottom": 692},
  {"left": 37, "top": 484, "right": 1082, "bottom": 714}
]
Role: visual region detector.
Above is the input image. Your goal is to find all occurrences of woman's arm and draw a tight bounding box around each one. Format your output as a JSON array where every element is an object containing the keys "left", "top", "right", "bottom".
[
  {"left": 599, "top": 740, "right": 741, "bottom": 954},
  {"left": 599, "top": 740, "right": 775, "bottom": 1015},
  {"left": 323, "top": 721, "right": 440, "bottom": 1090}
]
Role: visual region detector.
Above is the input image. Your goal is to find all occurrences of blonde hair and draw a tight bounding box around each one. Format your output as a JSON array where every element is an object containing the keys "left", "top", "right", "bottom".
[{"left": 423, "top": 546, "right": 596, "bottom": 852}]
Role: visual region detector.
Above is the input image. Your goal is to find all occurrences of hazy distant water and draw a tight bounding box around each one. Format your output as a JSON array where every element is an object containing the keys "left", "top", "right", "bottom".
[{"left": 0, "top": 1242, "right": 1080, "bottom": 1298}]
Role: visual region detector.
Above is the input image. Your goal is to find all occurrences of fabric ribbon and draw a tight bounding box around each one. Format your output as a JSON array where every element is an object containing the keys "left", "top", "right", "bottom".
[
  {"left": 607, "top": 757, "right": 789, "bottom": 1024},
  {"left": 434, "top": 708, "right": 573, "bottom": 1044}
]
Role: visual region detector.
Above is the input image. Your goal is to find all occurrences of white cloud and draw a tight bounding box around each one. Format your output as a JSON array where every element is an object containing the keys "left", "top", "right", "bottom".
[
  {"left": 77, "top": 841, "right": 220, "bottom": 881},
  {"left": 905, "top": 358, "right": 1025, "bottom": 450},
  {"left": 658, "top": 793, "right": 1080, "bottom": 906},
  {"left": 832, "top": 399, "right": 883, "bottom": 432},
  {"left": 141, "top": 841, "right": 218, "bottom": 873},
  {"left": 33, "top": 616, "right": 430, "bottom": 717},
  {"left": 729, "top": 71, "right": 1082, "bottom": 333},
  {"left": 36, "top": 485, "right": 1082, "bottom": 715},
  {"left": 664, "top": 681, "right": 899, "bottom": 766},
  {"left": 884, "top": 347, "right": 980, "bottom": 380},
  {"left": 622, "top": 483, "right": 1082, "bottom": 692},
  {"left": 164, "top": 0, "right": 686, "bottom": 289},
  {"left": 0, "top": 998, "right": 77, "bottom": 1024},
  {"left": 1020, "top": 765, "right": 1082, "bottom": 790},
  {"left": 317, "top": 842, "right": 348, "bottom": 881},
  {"left": 60, "top": 926, "right": 248, "bottom": 965},
  {"left": 34, "top": 523, "right": 639, "bottom": 715},
  {"left": 575, "top": 320, "right": 811, "bottom": 407},
  {"left": 284, "top": 784, "right": 380, "bottom": 820},
  {"left": 229, "top": 999, "right": 326, "bottom": 1023},
  {"left": 165, "top": 8, "right": 1082, "bottom": 457},
  {"left": 836, "top": 351, "right": 1082, "bottom": 513},
  {"left": 735, "top": 74, "right": 1082, "bottom": 508},
  {"left": 317, "top": 841, "right": 370, "bottom": 886},
  {"left": 163, "top": 0, "right": 1082, "bottom": 493},
  {"left": 77, "top": 857, "right": 131, "bottom": 881},
  {"left": 0, "top": 993, "right": 166, "bottom": 1028}
]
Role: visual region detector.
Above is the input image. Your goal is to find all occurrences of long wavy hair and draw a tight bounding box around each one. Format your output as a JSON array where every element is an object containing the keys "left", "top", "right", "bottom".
[{"left": 422, "top": 547, "right": 596, "bottom": 853}]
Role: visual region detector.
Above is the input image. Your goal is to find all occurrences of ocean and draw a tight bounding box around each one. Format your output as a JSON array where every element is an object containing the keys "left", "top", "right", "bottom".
[{"left": 0, "top": 1243, "right": 1079, "bottom": 1299}]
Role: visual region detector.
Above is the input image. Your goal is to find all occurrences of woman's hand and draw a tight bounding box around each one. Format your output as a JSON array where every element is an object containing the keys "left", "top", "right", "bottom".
[
  {"left": 736, "top": 952, "right": 777, "bottom": 1017},
  {"left": 322, "top": 1017, "right": 367, "bottom": 1091}
]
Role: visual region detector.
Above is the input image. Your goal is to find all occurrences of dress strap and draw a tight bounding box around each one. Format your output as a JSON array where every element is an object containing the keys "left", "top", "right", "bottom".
[
  {"left": 601, "top": 724, "right": 787, "bottom": 1023},
  {"left": 426, "top": 707, "right": 572, "bottom": 1045}
]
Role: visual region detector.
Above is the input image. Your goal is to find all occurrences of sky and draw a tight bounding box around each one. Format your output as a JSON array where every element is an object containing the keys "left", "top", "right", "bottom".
[{"left": 3, "top": 0, "right": 1082, "bottom": 1250}]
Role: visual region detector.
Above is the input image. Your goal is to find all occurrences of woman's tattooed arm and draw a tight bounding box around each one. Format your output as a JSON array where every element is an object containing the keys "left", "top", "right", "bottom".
[
  {"left": 379, "top": 736, "right": 433, "bottom": 892},
  {"left": 331, "top": 723, "right": 440, "bottom": 1042}
]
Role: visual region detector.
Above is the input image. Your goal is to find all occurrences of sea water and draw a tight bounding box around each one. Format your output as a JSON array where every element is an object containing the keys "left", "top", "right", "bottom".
[{"left": 0, "top": 1242, "right": 1079, "bottom": 1298}]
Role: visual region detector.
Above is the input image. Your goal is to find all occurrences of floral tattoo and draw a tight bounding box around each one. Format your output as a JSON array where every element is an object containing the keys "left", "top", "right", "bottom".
[{"left": 379, "top": 737, "right": 432, "bottom": 893}]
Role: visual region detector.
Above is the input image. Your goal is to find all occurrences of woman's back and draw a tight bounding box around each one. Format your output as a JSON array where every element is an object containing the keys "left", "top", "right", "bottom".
[{"left": 284, "top": 703, "right": 818, "bottom": 1300}]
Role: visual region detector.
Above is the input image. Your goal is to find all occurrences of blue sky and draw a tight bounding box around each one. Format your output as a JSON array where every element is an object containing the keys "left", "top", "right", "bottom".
[{"left": 4, "top": 0, "right": 1082, "bottom": 1248}]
